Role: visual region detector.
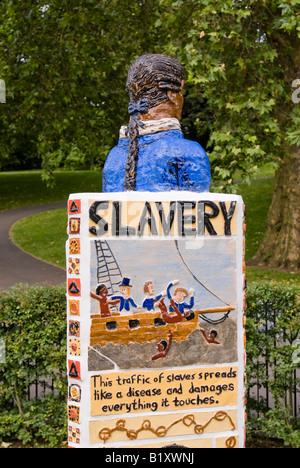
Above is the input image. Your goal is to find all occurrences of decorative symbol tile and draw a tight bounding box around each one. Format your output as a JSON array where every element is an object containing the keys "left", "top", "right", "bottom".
[
  {"left": 68, "top": 279, "right": 81, "bottom": 296},
  {"left": 69, "top": 239, "right": 81, "bottom": 255},
  {"left": 69, "top": 299, "right": 80, "bottom": 316},
  {"left": 69, "top": 200, "right": 81, "bottom": 215},
  {"left": 69, "top": 384, "right": 81, "bottom": 403},
  {"left": 68, "top": 425, "right": 80, "bottom": 444},
  {"left": 69, "top": 320, "right": 80, "bottom": 337},
  {"left": 68, "top": 257, "right": 80, "bottom": 275},
  {"left": 68, "top": 405, "right": 80, "bottom": 423},
  {"left": 68, "top": 360, "right": 81, "bottom": 380},
  {"left": 69, "top": 218, "right": 81, "bottom": 235},
  {"left": 69, "top": 338, "right": 81, "bottom": 357}
]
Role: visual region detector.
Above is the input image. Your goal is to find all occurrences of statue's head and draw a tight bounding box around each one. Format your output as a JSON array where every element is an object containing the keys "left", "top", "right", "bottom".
[
  {"left": 124, "top": 54, "right": 185, "bottom": 191},
  {"left": 126, "top": 54, "right": 185, "bottom": 118}
]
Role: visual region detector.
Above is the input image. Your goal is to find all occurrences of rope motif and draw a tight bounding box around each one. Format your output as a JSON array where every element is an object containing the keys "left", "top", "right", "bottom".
[{"left": 98, "top": 410, "right": 236, "bottom": 445}]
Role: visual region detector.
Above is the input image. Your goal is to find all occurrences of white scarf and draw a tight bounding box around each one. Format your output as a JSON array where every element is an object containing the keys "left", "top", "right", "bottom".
[{"left": 119, "top": 118, "right": 181, "bottom": 139}]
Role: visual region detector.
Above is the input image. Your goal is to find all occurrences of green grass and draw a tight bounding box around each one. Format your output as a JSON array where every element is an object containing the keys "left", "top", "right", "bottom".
[
  {"left": 245, "top": 267, "right": 300, "bottom": 285},
  {"left": 0, "top": 170, "right": 102, "bottom": 211},
  {"left": 235, "top": 178, "right": 274, "bottom": 260},
  {"left": 8, "top": 175, "right": 300, "bottom": 286},
  {"left": 10, "top": 209, "right": 68, "bottom": 269},
  {"left": 0, "top": 162, "right": 275, "bottom": 211},
  {"left": 233, "top": 161, "right": 279, "bottom": 181},
  {"left": 6, "top": 168, "right": 300, "bottom": 286}
]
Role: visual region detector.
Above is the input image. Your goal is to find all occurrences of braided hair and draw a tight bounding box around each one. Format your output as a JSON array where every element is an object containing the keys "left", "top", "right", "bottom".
[{"left": 124, "top": 54, "right": 185, "bottom": 191}]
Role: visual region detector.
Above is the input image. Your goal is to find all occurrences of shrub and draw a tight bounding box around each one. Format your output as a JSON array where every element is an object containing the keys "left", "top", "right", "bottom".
[
  {"left": 0, "top": 284, "right": 67, "bottom": 447},
  {"left": 246, "top": 281, "right": 300, "bottom": 447},
  {"left": 1, "top": 281, "right": 299, "bottom": 447}
]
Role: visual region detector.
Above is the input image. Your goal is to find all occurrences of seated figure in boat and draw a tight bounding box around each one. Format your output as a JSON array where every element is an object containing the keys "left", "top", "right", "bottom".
[
  {"left": 102, "top": 54, "right": 211, "bottom": 193},
  {"left": 167, "top": 281, "right": 195, "bottom": 317},
  {"left": 90, "top": 284, "right": 120, "bottom": 318},
  {"left": 111, "top": 277, "right": 141, "bottom": 314},
  {"left": 142, "top": 280, "right": 167, "bottom": 311}
]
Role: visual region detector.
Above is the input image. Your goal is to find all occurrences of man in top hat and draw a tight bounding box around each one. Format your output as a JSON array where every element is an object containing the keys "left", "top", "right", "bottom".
[{"left": 111, "top": 277, "right": 141, "bottom": 313}]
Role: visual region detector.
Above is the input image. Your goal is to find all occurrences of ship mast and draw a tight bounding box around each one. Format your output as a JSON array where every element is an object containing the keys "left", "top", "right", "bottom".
[{"left": 94, "top": 240, "right": 123, "bottom": 313}]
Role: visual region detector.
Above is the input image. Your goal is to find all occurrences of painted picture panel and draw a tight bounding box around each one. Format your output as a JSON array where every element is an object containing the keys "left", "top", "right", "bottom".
[{"left": 67, "top": 192, "right": 246, "bottom": 449}]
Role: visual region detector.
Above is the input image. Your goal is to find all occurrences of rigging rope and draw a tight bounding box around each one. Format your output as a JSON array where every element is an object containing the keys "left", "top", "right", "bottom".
[{"left": 174, "top": 240, "right": 232, "bottom": 324}]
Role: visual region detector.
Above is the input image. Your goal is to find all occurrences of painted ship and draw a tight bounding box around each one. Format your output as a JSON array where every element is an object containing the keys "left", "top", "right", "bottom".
[
  {"left": 90, "top": 240, "right": 235, "bottom": 347},
  {"left": 90, "top": 305, "right": 235, "bottom": 347}
]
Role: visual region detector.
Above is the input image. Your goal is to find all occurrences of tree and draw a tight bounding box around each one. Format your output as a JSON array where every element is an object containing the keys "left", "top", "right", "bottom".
[
  {"left": 0, "top": 1, "right": 211, "bottom": 172},
  {"left": 0, "top": 0, "right": 161, "bottom": 174},
  {"left": 155, "top": 0, "right": 300, "bottom": 271},
  {"left": 1, "top": 1, "right": 299, "bottom": 270}
]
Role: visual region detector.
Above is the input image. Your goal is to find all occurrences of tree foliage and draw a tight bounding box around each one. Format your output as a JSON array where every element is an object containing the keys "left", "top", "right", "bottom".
[
  {"left": 154, "top": 0, "right": 300, "bottom": 270},
  {"left": 155, "top": 0, "right": 300, "bottom": 187},
  {"left": 0, "top": 1, "right": 299, "bottom": 186},
  {"left": 0, "top": 0, "right": 162, "bottom": 174}
]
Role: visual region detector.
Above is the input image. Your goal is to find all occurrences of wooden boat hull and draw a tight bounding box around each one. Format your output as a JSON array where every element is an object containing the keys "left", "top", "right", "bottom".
[{"left": 90, "top": 306, "right": 234, "bottom": 347}]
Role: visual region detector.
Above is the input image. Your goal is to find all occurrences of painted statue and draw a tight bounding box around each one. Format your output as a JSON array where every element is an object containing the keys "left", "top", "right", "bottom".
[{"left": 102, "top": 54, "right": 211, "bottom": 192}]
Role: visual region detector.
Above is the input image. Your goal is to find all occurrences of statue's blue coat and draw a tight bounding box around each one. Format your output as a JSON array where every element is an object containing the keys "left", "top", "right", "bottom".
[{"left": 102, "top": 130, "right": 211, "bottom": 192}]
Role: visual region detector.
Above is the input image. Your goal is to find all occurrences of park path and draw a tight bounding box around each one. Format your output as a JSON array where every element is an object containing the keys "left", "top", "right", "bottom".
[{"left": 0, "top": 202, "right": 66, "bottom": 291}]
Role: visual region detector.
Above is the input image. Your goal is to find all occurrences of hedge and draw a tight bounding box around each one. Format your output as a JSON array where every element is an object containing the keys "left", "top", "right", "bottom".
[
  {"left": 0, "top": 284, "right": 67, "bottom": 447},
  {"left": 245, "top": 281, "right": 300, "bottom": 447},
  {"left": 0, "top": 282, "right": 299, "bottom": 447}
]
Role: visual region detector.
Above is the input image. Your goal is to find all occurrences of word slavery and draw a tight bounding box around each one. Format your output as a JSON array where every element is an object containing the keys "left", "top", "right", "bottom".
[{"left": 89, "top": 199, "right": 237, "bottom": 238}]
